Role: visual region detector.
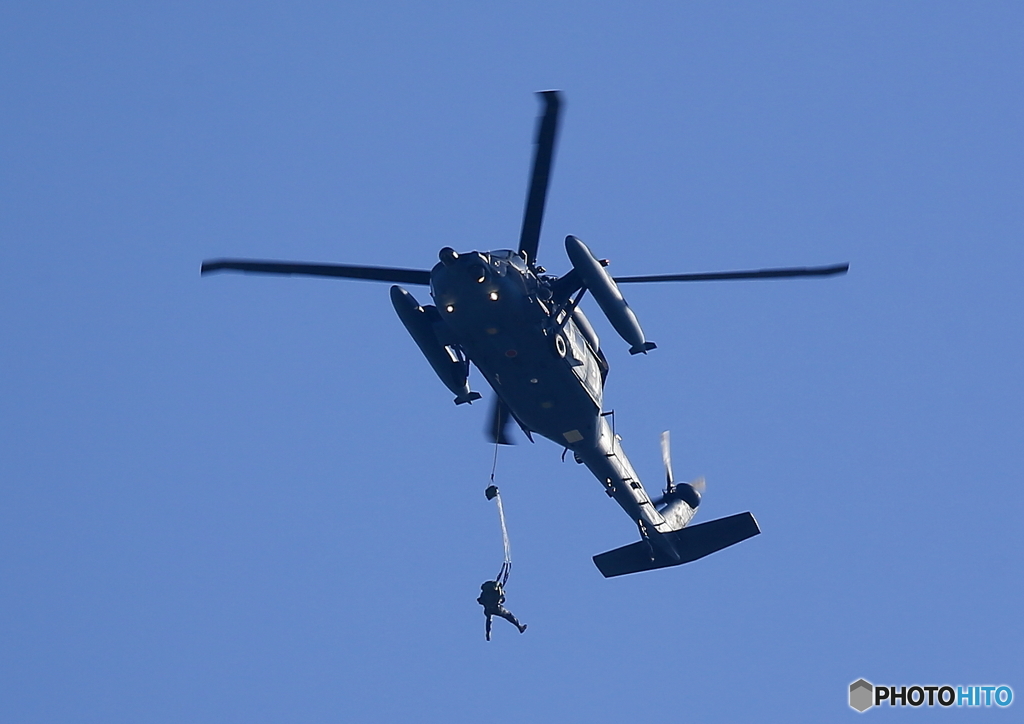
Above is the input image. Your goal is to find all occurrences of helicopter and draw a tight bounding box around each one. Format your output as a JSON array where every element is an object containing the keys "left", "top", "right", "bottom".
[{"left": 202, "top": 91, "right": 848, "bottom": 577}]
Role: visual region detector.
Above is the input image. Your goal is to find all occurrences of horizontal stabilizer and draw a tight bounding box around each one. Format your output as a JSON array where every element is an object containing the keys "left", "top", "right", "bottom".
[{"left": 593, "top": 512, "right": 760, "bottom": 578}]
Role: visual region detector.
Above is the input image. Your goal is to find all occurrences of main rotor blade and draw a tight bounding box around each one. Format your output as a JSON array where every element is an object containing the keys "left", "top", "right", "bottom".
[
  {"left": 517, "top": 90, "right": 562, "bottom": 266},
  {"left": 487, "top": 397, "right": 516, "bottom": 445},
  {"left": 201, "top": 259, "right": 431, "bottom": 285},
  {"left": 614, "top": 262, "right": 849, "bottom": 284}
]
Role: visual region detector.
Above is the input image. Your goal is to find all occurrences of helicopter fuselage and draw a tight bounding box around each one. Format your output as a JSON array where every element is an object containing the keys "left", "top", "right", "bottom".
[
  {"left": 429, "top": 248, "right": 600, "bottom": 441},
  {"left": 415, "top": 247, "right": 686, "bottom": 554}
]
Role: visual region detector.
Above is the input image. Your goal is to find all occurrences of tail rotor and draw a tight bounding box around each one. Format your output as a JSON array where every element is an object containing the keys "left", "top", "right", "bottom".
[
  {"left": 660, "top": 430, "right": 675, "bottom": 497},
  {"left": 657, "top": 430, "right": 704, "bottom": 507}
]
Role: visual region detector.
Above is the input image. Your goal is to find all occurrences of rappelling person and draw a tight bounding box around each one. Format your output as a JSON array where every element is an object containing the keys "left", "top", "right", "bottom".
[
  {"left": 479, "top": 484, "right": 526, "bottom": 639},
  {"left": 477, "top": 577, "right": 527, "bottom": 641}
]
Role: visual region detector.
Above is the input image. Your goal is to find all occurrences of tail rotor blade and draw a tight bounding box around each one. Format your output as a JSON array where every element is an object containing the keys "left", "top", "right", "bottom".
[
  {"left": 690, "top": 476, "right": 706, "bottom": 494},
  {"left": 660, "top": 430, "right": 674, "bottom": 490},
  {"left": 517, "top": 91, "right": 562, "bottom": 266}
]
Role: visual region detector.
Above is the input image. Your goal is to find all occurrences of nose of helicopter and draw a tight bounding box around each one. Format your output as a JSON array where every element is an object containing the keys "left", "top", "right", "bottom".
[
  {"left": 430, "top": 249, "right": 504, "bottom": 315},
  {"left": 434, "top": 249, "right": 491, "bottom": 284}
]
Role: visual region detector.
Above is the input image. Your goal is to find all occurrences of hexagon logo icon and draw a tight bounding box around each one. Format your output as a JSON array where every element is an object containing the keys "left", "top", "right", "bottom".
[{"left": 849, "top": 679, "right": 873, "bottom": 712}]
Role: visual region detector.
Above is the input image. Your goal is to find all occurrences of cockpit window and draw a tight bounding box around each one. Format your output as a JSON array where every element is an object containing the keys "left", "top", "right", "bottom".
[{"left": 489, "top": 249, "right": 515, "bottom": 259}]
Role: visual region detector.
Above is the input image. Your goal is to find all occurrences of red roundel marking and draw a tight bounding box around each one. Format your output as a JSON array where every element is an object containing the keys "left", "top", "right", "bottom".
[{"left": 505, "top": 349, "right": 517, "bottom": 357}]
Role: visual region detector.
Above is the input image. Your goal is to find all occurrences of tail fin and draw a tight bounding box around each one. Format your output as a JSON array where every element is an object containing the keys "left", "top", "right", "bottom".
[{"left": 593, "top": 512, "right": 760, "bottom": 578}]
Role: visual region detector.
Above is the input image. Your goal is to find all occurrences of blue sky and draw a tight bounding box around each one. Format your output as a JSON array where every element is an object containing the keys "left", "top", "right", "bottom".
[{"left": 2, "top": 2, "right": 1022, "bottom": 721}]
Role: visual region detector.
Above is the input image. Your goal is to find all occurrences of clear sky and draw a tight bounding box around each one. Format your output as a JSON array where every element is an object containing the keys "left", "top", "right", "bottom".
[{"left": 2, "top": 2, "right": 1021, "bottom": 721}]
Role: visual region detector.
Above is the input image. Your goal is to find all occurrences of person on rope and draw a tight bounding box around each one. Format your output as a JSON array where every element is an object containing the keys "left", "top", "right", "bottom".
[
  {"left": 477, "top": 575, "right": 527, "bottom": 641},
  {"left": 479, "top": 484, "right": 526, "bottom": 640}
]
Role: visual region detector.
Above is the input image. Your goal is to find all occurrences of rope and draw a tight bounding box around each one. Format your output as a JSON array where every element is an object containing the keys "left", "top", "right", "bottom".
[
  {"left": 488, "top": 443, "right": 512, "bottom": 587},
  {"left": 494, "top": 491, "right": 512, "bottom": 585}
]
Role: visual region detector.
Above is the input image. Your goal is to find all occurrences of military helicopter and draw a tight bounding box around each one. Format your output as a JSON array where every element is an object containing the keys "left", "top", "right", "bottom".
[{"left": 202, "top": 91, "right": 848, "bottom": 577}]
